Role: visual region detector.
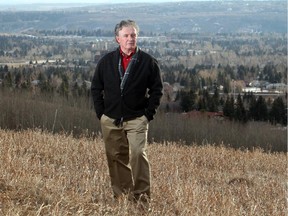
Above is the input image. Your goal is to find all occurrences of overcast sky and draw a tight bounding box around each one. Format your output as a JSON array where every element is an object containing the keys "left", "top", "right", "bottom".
[{"left": 0, "top": 0, "right": 202, "bottom": 4}]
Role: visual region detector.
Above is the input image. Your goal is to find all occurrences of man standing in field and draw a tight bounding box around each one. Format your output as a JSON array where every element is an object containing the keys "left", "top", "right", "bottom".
[{"left": 91, "top": 20, "right": 163, "bottom": 205}]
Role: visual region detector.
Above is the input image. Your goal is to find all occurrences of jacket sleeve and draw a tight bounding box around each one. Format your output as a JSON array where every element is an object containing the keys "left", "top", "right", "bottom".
[
  {"left": 91, "top": 62, "right": 104, "bottom": 120},
  {"left": 145, "top": 58, "right": 163, "bottom": 121}
]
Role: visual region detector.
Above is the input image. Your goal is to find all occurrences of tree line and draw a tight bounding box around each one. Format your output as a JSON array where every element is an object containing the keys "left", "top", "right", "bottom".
[
  {"left": 0, "top": 64, "right": 286, "bottom": 126},
  {"left": 0, "top": 65, "right": 91, "bottom": 102},
  {"left": 178, "top": 88, "right": 286, "bottom": 126}
]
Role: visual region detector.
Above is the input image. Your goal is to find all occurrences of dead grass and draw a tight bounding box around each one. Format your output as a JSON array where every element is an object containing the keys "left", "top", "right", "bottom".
[{"left": 0, "top": 129, "right": 286, "bottom": 215}]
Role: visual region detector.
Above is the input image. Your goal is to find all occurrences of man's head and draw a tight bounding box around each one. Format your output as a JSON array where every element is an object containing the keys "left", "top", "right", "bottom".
[{"left": 115, "top": 20, "right": 139, "bottom": 55}]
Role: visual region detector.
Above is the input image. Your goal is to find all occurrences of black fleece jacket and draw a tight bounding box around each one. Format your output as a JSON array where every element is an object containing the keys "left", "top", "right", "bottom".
[{"left": 91, "top": 47, "right": 163, "bottom": 121}]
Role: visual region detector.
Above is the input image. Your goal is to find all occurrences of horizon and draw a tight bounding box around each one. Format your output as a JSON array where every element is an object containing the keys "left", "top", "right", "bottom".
[
  {"left": 0, "top": 0, "right": 280, "bottom": 5},
  {"left": 0, "top": 0, "right": 201, "bottom": 5}
]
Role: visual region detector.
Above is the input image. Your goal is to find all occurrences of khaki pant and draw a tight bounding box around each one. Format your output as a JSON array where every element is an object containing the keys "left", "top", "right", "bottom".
[{"left": 100, "top": 114, "right": 150, "bottom": 199}]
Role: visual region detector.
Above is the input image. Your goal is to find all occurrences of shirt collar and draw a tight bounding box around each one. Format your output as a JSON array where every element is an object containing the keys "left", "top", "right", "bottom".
[{"left": 119, "top": 48, "right": 136, "bottom": 58}]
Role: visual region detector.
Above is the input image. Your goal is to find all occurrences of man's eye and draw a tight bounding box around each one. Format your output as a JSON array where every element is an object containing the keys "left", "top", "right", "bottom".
[{"left": 120, "top": 34, "right": 137, "bottom": 39}]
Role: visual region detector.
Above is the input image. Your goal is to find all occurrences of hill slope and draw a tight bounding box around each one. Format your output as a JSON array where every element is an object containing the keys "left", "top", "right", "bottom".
[{"left": 0, "top": 129, "right": 286, "bottom": 215}]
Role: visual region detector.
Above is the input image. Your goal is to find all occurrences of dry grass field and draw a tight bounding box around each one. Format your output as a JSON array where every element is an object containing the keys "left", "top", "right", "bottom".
[{"left": 0, "top": 129, "right": 286, "bottom": 216}]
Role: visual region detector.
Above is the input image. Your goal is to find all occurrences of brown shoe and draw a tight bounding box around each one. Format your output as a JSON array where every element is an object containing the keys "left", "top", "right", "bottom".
[
  {"left": 136, "top": 200, "right": 151, "bottom": 213},
  {"left": 133, "top": 194, "right": 151, "bottom": 213}
]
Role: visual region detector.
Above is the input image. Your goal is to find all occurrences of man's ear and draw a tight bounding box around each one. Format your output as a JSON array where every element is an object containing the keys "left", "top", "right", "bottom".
[{"left": 115, "top": 36, "right": 120, "bottom": 44}]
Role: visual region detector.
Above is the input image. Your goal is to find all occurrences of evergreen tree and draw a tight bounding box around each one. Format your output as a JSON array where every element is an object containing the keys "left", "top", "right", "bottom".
[
  {"left": 59, "top": 74, "right": 69, "bottom": 99},
  {"left": 180, "top": 90, "right": 196, "bottom": 112},
  {"left": 223, "top": 96, "right": 234, "bottom": 120},
  {"left": 37, "top": 72, "right": 50, "bottom": 93},
  {"left": 235, "top": 94, "right": 247, "bottom": 123},
  {"left": 3, "top": 71, "right": 13, "bottom": 88},
  {"left": 4, "top": 65, "right": 8, "bottom": 73},
  {"left": 15, "top": 70, "right": 23, "bottom": 88},
  {"left": 208, "top": 98, "right": 217, "bottom": 112},
  {"left": 269, "top": 97, "right": 287, "bottom": 125},
  {"left": 248, "top": 94, "right": 257, "bottom": 120},
  {"left": 0, "top": 65, "right": 8, "bottom": 79},
  {"left": 254, "top": 96, "right": 268, "bottom": 121},
  {"left": 210, "top": 86, "right": 220, "bottom": 112},
  {"left": 219, "top": 97, "right": 225, "bottom": 107},
  {"left": 223, "top": 79, "right": 230, "bottom": 94},
  {"left": 197, "top": 97, "right": 207, "bottom": 111}
]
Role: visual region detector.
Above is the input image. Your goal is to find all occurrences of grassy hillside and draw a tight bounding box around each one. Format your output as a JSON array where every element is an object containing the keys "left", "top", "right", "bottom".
[
  {"left": 0, "top": 91, "right": 286, "bottom": 153},
  {"left": 0, "top": 129, "right": 286, "bottom": 215}
]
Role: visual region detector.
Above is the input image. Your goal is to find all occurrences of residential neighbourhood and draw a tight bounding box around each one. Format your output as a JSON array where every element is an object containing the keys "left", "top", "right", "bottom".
[{"left": 0, "top": 1, "right": 286, "bottom": 125}]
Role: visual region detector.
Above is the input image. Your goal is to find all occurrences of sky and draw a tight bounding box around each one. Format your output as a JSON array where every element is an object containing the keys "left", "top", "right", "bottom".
[{"left": 0, "top": 0, "right": 202, "bottom": 4}]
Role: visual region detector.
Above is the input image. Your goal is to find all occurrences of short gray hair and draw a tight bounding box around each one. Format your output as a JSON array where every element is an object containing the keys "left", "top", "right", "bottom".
[{"left": 114, "top": 20, "right": 140, "bottom": 36}]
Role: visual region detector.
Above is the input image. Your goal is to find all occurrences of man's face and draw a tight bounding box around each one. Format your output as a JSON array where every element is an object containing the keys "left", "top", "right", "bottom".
[{"left": 116, "top": 26, "right": 137, "bottom": 54}]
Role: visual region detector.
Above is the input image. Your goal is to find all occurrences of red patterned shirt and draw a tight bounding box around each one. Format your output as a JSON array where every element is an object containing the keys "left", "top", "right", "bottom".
[{"left": 120, "top": 49, "right": 135, "bottom": 72}]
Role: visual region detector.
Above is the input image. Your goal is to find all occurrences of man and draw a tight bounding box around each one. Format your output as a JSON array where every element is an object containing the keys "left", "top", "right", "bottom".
[{"left": 91, "top": 20, "right": 163, "bottom": 203}]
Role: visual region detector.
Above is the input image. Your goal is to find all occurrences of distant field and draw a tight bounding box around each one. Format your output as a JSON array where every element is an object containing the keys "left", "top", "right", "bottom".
[
  {"left": 0, "top": 129, "right": 286, "bottom": 215},
  {"left": 0, "top": 62, "right": 28, "bottom": 67},
  {"left": 0, "top": 59, "right": 58, "bottom": 67}
]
